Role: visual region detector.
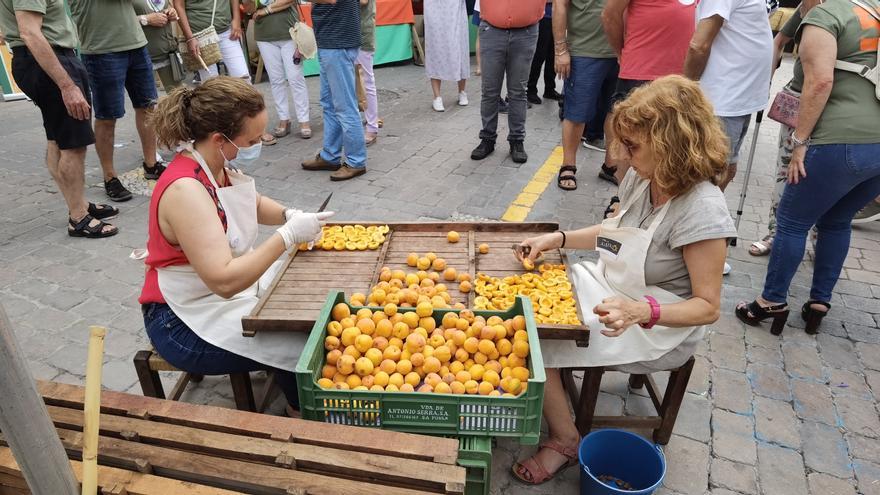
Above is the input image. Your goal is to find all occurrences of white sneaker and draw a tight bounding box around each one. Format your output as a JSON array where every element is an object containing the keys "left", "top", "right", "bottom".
[
  {"left": 432, "top": 97, "right": 445, "bottom": 112},
  {"left": 723, "top": 262, "right": 731, "bottom": 275},
  {"left": 458, "top": 91, "right": 469, "bottom": 106}
]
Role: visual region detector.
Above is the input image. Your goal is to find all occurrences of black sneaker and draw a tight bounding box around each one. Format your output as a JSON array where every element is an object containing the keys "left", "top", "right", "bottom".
[
  {"left": 105, "top": 177, "right": 133, "bottom": 202},
  {"left": 143, "top": 160, "right": 167, "bottom": 180},
  {"left": 543, "top": 89, "right": 562, "bottom": 101},
  {"left": 527, "top": 93, "right": 542, "bottom": 105},
  {"left": 498, "top": 97, "right": 509, "bottom": 114},
  {"left": 598, "top": 164, "right": 619, "bottom": 186},
  {"left": 471, "top": 139, "right": 495, "bottom": 160},
  {"left": 510, "top": 141, "right": 528, "bottom": 164}
]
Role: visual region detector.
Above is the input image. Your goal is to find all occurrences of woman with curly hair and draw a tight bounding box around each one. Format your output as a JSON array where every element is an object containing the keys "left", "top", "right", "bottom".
[{"left": 512, "top": 75, "right": 736, "bottom": 485}]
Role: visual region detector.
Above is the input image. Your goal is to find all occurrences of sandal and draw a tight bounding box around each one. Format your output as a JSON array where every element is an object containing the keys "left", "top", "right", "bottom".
[
  {"left": 273, "top": 122, "right": 291, "bottom": 138},
  {"left": 598, "top": 163, "right": 619, "bottom": 186},
  {"left": 261, "top": 132, "right": 278, "bottom": 146},
  {"left": 68, "top": 214, "right": 118, "bottom": 239},
  {"left": 603, "top": 196, "right": 620, "bottom": 219},
  {"left": 749, "top": 235, "right": 773, "bottom": 256},
  {"left": 558, "top": 165, "right": 577, "bottom": 191},
  {"left": 735, "top": 300, "right": 789, "bottom": 336},
  {"left": 512, "top": 439, "right": 579, "bottom": 485},
  {"left": 801, "top": 300, "right": 830, "bottom": 335},
  {"left": 300, "top": 126, "right": 312, "bottom": 139},
  {"left": 88, "top": 202, "right": 119, "bottom": 221}
]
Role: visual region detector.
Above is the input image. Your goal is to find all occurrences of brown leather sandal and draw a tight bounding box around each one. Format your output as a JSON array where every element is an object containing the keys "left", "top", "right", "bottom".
[{"left": 511, "top": 439, "right": 579, "bottom": 485}]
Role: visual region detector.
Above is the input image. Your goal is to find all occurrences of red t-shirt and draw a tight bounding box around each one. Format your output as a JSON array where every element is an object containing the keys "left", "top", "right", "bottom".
[
  {"left": 618, "top": 0, "right": 697, "bottom": 81},
  {"left": 138, "top": 154, "right": 228, "bottom": 305}
]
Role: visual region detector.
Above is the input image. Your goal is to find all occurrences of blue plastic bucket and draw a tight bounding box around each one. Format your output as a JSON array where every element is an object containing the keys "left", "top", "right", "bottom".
[{"left": 578, "top": 429, "right": 666, "bottom": 495}]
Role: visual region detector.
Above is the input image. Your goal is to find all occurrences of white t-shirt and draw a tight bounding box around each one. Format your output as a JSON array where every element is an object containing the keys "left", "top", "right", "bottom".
[{"left": 697, "top": 0, "right": 774, "bottom": 116}]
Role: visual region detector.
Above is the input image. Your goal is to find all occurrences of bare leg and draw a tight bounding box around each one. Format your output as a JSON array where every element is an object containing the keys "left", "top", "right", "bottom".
[
  {"left": 562, "top": 120, "right": 585, "bottom": 167},
  {"left": 135, "top": 107, "right": 158, "bottom": 166},
  {"left": 603, "top": 112, "right": 630, "bottom": 182},
  {"left": 515, "top": 369, "right": 580, "bottom": 476},
  {"left": 431, "top": 78, "right": 442, "bottom": 98},
  {"left": 94, "top": 118, "right": 118, "bottom": 181},
  {"left": 458, "top": 79, "right": 467, "bottom": 92},
  {"left": 719, "top": 162, "right": 737, "bottom": 192},
  {"left": 46, "top": 142, "right": 88, "bottom": 220}
]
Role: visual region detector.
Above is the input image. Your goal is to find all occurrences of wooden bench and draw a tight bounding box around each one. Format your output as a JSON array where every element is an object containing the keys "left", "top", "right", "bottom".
[
  {"left": 0, "top": 380, "right": 467, "bottom": 495},
  {"left": 560, "top": 356, "right": 695, "bottom": 445},
  {"left": 133, "top": 348, "right": 264, "bottom": 412}
]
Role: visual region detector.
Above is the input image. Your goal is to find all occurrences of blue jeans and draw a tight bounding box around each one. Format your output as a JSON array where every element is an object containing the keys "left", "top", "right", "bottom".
[
  {"left": 317, "top": 48, "right": 366, "bottom": 169},
  {"left": 762, "top": 143, "right": 880, "bottom": 304},
  {"left": 81, "top": 47, "right": 157, "bottom": 120},
  {"left": 143, "top": 303, "right": 300, "bottom": 408},
  {"left": 562, "top": 56, "right": 617, "bottom": 125}
]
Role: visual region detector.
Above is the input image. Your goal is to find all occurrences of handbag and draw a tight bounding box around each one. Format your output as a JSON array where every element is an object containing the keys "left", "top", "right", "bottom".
[
  {"left": 169, "top": 52, "right": 186, "bottom": 83},
  {"left": 177, "top": 0, "right": 222, "bottom": 71},
  {"left": 289, "top": 1, "right": 317, "bottom": 60},
  {"left": 767, "top": 86, "right": 801, "bottom": 128}
]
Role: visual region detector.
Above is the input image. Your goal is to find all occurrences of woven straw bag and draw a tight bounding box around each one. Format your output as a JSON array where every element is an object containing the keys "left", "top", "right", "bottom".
[{"left": 178, "top": 0, "right": 222, "bottom": 71}]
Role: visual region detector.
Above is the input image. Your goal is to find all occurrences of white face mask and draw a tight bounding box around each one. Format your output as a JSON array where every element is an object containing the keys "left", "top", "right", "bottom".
[{"left": 221, "top": 134, "right": 263, "bottom": 168}]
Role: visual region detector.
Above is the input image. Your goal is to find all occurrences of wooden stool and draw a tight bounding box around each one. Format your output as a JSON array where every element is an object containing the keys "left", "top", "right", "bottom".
[
  {"left": 133, "top": 349, "right": 258, "bottom": 412},
  {"left": 560, "top": 356, "right": 695, "bottom": 445}
]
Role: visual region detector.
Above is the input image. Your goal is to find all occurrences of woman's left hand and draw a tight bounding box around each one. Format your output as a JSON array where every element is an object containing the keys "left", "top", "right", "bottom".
[
  {"left": 787, "top": 145, "right": 807, "bottom": 184},
  {"left": 593, "top": 296, "right": 651, "bottom": 337}
]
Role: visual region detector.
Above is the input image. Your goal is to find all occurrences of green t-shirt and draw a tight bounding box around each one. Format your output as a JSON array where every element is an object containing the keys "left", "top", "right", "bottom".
[
  {"left": 567, "top": 0, "right": 614, "bottom": 58},
  {"left": 360, "top": 0, "right": 375, "bottom": 52},
  {"left": 69, "top": 0, "right": 147, "bottom": 54},
  {"left": 780, "top": 7, "right": 802, "bottom": 38},
  {"left": 0, "top": 0, "right": 78, "bottom": 49},
  {"left": 184, "top": 0, "right": 232, "bottom": 34},
  {"left": 253, "top": 3, "right": 297, "bottom": 42},
  {"left": 133, "top": 0, "right": 176, "bottom": 63},
  {"left": 790, "top": 0, "right": 880, "bottom": 145}
]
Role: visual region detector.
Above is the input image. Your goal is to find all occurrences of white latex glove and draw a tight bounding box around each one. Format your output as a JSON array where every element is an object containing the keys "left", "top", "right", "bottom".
[{"left": 276, "top": 211, "right": 334, "bottom": 249}]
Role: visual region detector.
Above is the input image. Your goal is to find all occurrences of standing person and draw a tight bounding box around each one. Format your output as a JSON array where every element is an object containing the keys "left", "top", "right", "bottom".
[
  {"left": 300, "top": 0, "right": 367, "bottom": 181},
  {"left": 599, "top": 0, "right": 696, "bottom": 185},
  {"left": 142, "top": 77, "right": 334, "bottom": 414},
  {"left": 1, "top": 0, "right": 119, "bottom": 237},
  {"left": 245, "top": 0, "right": 312, "bottom": 142},
  {"left": 526, "top": 0, "right": 558, "bottom": 105},
  {"left": 469, "top": 0, "right": 544, "bottom": 164},
  {"left": 424, "top": 0, "right": 469, "bottom": 112},
  {"left": 133, "top": 0, "right": 183, "bottom": 93},
  {"left": 358, "top": 0, "right": 379, "bottom": 146},
  {"left": 736, "top": 0, "right": 880, "bottom": 336},
  {"left": 69, "top": 0, "right": 166, "bottom": 203},
  {"left": 684, "top": 0, "right": 773, "bottom": 192},
  {"left": 174, "top": 0, "right": 248, "bottom": 82},
  {"left": 553, "top": 0, "right": 618, "bottom": 190}
]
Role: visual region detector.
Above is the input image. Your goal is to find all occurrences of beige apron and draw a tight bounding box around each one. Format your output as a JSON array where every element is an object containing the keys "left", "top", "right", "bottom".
[
  {"left": 541, "top": 181, "right": 705, "bottom": 368},
  {"left": 156, "top": 149, "right": 306, "bottom": 372}
]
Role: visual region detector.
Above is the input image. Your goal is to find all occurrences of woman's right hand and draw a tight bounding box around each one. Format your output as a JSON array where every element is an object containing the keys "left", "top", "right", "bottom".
[
  {"left": 147, "top": 12, "right": 169, "bottom": 27},
  {"left": 187, "top": 37, "right": 200, "bottom": 58},
  {"left": 276, "top": 211, "right": 334, "bottom": 249},
  {"left": 555, "top": 52, "right": 571, "bottom": 80},
  {"left": 518, "top": 232, "right": 562, "bottom": 261}
]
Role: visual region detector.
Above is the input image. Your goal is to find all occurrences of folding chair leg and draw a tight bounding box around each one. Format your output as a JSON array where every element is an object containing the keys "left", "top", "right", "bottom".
[
  {"left": 574, "top": 367, "right": 604, "bottom": 436},
  {"left": 230, "top": 372, "right": 257, "bottom": 412},
  {"left": 134, "top": 350, "right": 165, "bottom": 399},
  {"left": 653, "top": 357, "right": 695, "bottom": 445}
]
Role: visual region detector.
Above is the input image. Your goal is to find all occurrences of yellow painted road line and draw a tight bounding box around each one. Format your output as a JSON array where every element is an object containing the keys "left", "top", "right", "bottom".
[{"left": 501, "top": 146, "right": 563, "bottom": 222}]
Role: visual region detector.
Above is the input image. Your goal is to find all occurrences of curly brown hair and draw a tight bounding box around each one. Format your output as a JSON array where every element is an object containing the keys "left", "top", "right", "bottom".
[
  {"left": 610, "top": 75, "right": 730, "bottom": 196},
  {"left": 148, "top": 76, "right": 265, "bottom": 150}
]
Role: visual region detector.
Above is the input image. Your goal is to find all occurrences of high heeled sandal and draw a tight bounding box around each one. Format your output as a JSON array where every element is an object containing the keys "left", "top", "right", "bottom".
[
  {"left": 511, "top": 439, "right": 579, "bottom": 485},
  {"left": 735, "top": 300, "right": 789, "bottom": 336},
  {"left": 801, "top": 300, "right": 830, "bottom": 335}
]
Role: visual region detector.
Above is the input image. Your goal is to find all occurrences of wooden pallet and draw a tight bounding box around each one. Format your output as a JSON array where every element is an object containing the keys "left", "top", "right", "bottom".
[
  {"left": 0, "top": 381, "right": 466, "bottom": 495},
  {"left": 243, "top": 222, "right": 589, "bottom": 344}
]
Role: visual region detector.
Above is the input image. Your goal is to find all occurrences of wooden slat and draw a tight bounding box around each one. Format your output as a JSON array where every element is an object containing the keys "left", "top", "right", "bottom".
[
  {"left": 591, "top": 416, "right": 663, "bottom": 430},
  {"left": 8, "top": 428, "right": 448, "bottom": 495},
  {"left": 37, "top": 381, "right": 461, "bottom": 465},
  {"left": 43, "top": 406, "right": 464, "bottom": 493},
  {"left": 0, "top": 447, "right": 239, "bottom": 495}
]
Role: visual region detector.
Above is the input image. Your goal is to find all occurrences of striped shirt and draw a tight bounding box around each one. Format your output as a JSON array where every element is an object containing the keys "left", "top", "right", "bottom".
[{"left": 312, "top": 0, "right": 361, "bottom": 49}]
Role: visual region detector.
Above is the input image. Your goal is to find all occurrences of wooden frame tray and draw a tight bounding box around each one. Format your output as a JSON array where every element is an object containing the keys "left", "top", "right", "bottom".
[{"left": 243, "top": 222, "right": 589, "bottom": 345}]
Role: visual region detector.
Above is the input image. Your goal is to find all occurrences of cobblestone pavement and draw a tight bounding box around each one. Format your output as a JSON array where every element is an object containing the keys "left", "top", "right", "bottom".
[{"left": 1, "top": 58, "right": 878, "bottom": 495}]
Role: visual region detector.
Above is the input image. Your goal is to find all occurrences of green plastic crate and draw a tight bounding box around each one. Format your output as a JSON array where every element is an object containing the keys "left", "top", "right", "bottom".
[
  {"left": 457, "top": 436, "right": 493, "bottom": 495},
  {"left": 295, "top": 291, "right": 546, "bottom": 445}
]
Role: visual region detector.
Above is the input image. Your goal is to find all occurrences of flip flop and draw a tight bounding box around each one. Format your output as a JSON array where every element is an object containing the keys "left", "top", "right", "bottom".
[
  {"left": 749, "top": 237, "right": 773, "bottom": 256},
  {"left": 511, "top": 439, "right": 578, "bottom": 485}
]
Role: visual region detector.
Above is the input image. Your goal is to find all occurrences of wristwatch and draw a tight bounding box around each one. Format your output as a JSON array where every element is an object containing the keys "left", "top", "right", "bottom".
[
  {"left": 791, "top": 133, "right": 811, "bottom": 148},
  {"left": 139, "top": 15, "right": 149, "bottom": 26}
]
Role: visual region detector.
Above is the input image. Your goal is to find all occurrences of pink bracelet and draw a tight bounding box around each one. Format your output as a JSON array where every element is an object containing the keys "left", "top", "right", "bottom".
[{"left": 639, "top": 295, "right": 661, "bottom": 329}]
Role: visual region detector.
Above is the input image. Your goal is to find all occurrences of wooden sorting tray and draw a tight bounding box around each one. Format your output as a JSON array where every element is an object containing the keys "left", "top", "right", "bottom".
[
  {"left": 243, "top": 222, "right": 589, "bottom": 345},
  {"left": 0, "top": 381, "right": 467, "bottom": 495}
]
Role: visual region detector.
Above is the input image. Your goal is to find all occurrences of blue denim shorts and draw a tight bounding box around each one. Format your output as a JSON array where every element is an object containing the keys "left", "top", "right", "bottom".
[
  {"left": 82, "top": 47, "right": 157, "bottom": 120},
  {"left": 563, "top": 56, "right": 617, "bottom": 124}
]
